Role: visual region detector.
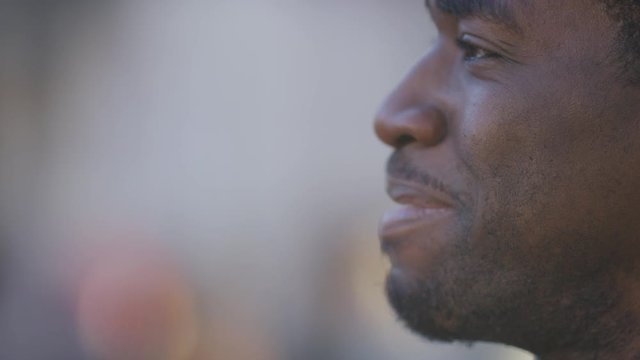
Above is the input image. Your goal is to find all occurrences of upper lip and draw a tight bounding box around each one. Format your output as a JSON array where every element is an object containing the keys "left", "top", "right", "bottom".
[{"left": 386, "top": 176, "right": 456, "bottom": 208}]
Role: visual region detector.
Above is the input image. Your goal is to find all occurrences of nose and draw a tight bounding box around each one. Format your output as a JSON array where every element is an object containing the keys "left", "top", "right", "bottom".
[
  {"left": 373, "top": 57, "right": 448, "bottom": 148},
  {"left": 374, "top": 104, "right": 447, "bottom": 148}
]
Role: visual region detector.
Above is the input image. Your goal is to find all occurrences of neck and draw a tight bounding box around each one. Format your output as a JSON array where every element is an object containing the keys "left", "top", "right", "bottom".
[
  {"left": 532, "top": 325, "right": 640, "bottom": 360},
  {"left": 538, "top": 345, "right": 640, "bottom": 360},
  {"left": 534, "top": 272, "right": 640, "bottom": 360}
]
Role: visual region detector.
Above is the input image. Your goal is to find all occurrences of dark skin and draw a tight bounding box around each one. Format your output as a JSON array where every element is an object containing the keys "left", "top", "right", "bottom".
[{"left": 374, "top": 0, "right": 640, "bottom": 359}]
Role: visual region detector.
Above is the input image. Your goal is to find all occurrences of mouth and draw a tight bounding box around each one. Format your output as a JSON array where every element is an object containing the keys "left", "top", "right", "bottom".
[{"left": 379, "top": 177, "right": 455, "bottom": 242}]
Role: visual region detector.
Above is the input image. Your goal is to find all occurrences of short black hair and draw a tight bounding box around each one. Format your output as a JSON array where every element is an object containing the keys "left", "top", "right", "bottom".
[{"left": 599, "top": 0, "right": 640, "bottom": 86}]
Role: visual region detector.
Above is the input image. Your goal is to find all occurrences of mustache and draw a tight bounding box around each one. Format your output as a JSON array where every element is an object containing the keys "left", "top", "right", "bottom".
[{"left": 386, "top": 151, "right": 464, "bottom": 206}]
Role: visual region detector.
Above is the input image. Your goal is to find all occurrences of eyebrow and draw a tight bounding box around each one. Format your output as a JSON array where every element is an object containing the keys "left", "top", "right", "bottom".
[{"left": 426, "top": 0, "right": 523, "bottom": 34}]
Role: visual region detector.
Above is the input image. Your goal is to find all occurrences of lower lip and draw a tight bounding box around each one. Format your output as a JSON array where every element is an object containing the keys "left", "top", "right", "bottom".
[{"left": 379, "top": 205, "right": 452, "bottom": 239}]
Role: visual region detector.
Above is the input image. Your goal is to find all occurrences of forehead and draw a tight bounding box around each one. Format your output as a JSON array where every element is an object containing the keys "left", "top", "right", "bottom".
[
  {"left": 426, "top": 0, "right": 616, "bottom": 43},
  {"left": 427, "top": 0, "right": 523, "bottom": 32}
]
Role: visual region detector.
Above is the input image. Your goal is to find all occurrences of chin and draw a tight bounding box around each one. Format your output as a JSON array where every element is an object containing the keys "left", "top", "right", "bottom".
[
  {"left": 385, "top": 266, "right": 463, "bottom": 343},
  {"left": 384, "top": 256, "right": 524, "bottom": 346}
]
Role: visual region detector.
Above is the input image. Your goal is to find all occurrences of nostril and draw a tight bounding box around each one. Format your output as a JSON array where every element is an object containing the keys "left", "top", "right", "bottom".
[
  {"left": 374, "top": 104, "right": 447, "bottom": 148},
  {"left": 395, "top": 134, "right": 416, "bottom": 147}
]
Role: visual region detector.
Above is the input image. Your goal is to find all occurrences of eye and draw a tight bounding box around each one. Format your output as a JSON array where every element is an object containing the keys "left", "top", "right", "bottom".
[{"left": 455, "top": 38, "right": 500, "bottom": 62}]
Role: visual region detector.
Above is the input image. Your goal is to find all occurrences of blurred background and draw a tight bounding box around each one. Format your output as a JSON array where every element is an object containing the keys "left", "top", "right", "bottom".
[{"left": 0, "top": 1, "right": 534, "bottom": 359}]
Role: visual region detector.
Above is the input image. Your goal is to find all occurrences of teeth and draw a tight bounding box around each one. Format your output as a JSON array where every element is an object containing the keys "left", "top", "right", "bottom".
[
  {"left": 392, "top": 195, "right": 449, "bottom": 209},
  {"left": 382, "top": 205, "right": 426, "bottom": 223},
  {"left": 379, "top": 204, "right": 452, "bottom": 239}
]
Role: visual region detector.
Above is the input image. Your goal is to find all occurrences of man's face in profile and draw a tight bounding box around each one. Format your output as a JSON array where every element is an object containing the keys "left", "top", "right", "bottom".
[{"left": 375, "top": 0, "right": 640, "bottom": 355}]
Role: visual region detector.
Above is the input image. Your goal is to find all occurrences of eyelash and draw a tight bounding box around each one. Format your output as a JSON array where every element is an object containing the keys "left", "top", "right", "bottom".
[{"left": 455, "top": 38, "right": 500, "bottom": 62}]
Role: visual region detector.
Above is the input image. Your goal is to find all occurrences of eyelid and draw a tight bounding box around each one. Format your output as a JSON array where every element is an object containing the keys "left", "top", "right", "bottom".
[
  {"left": 458, "top": 34, "right": 497, "bottom": 53},
  {"left": 455, "top": 36, "right": 500, "bottom": 62},
  {"left": 460, "top": 34, "right": 525, "bottom": 67},
  {"left": 458, "top": 32, "right": 521, "bottom": 63}
]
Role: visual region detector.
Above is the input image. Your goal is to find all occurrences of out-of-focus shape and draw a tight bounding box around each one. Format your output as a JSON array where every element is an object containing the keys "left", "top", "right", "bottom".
[{"left": 76, "top": 240, "right": 198, "bottom": 360}]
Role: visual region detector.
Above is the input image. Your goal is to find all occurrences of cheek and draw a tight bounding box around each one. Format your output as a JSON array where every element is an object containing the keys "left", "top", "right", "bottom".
[
  {"left": 457, "top": 56, "right": 605, "bottom": 173},
  {"left": 460, "top": 79, "right": 623, "bottom": 193},
  {"left": 455, "top": 84, "right": 583, "bottom": 251},
  {"left": 457, "top": 70, "right": 605, "bottom": 187},
  {"left": 459, "top": 86, "right": 552, "bottom": 183},
  {"left": 455, "top": 77, "right": 639, "bottom": 269}
]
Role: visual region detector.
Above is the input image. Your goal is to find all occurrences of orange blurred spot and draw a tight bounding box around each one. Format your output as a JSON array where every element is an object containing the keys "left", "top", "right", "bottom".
[{"left": 76, "top": 250, "right": 198, "bottom": 360}]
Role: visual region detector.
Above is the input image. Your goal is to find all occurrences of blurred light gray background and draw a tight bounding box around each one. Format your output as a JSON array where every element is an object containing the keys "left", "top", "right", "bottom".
[{"left": 0, "top": 1, "right": 535, "bottom": 359}]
